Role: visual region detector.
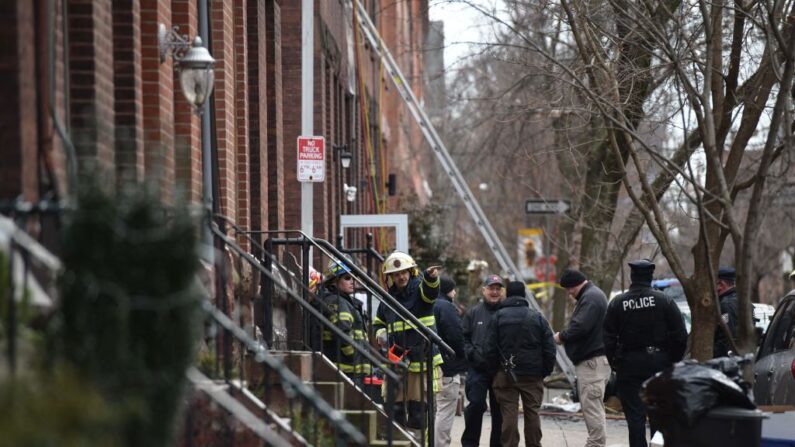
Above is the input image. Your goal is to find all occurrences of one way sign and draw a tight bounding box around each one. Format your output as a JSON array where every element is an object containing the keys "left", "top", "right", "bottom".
[{"left": 525, "top": 199, "right": 571, "bottom": 215}]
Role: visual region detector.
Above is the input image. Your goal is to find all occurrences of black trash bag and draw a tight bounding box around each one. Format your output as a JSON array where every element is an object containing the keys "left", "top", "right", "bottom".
[{"left": 641, "top": 361, "right": 755, "bottom": 428}]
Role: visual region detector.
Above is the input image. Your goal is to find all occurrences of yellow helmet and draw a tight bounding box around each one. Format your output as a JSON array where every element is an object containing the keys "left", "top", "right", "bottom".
[{"left": 382, "top": 251, "right": 417, "bottom": 275}]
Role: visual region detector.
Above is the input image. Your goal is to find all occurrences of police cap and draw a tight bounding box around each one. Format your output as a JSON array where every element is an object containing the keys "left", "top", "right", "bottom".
[
  {"left": 628, "top": 259, "right": 655, "bottom": 284},
  {"left": 628, "top": 259, "right": 655, "bottom": 271}
]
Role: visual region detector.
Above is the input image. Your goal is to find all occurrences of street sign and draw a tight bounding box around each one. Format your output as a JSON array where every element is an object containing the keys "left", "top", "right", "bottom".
[
  {"left": 297, "top": 136, "right": 326, "bottom": 182},
  {"left": 525, "top": 199, "right": 571, "bottom": 215}
]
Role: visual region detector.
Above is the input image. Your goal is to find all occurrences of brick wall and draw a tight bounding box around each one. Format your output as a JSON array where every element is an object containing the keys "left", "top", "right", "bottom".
[
  {"left": 0, "top": 0, "right": 38, "bottom": 202},
  {"left": 68, "top": 0, "right": 116, "bottom": 177},
  {"left": 140, "top": 0, "right": 174, "bottom": 199},
  {"left": 279, "top": 0, "right": 302, "bottom": 233},
  {"left": 247, "top": 0, "right": 268, "bottom": 239},
  {"left": 233, "top": 0, "right": 250, "bottom": 251},
  {"left": 2, "top": 0, "right": 430, "bottom": 251},
  {"left": 211, "top": 0, "right": 237, "bottom": 224},
  {"left": 113, "top": 0, "right": 145, "bottom": 187},
  {"left": 266, "top": 0, "right": 285, "bottom": 233},
  {"left": 172, "top": 0, "right": 202, "bottom": 203}
]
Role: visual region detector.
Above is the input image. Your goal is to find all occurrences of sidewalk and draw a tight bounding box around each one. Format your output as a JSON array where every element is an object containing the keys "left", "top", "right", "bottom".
[
  {"left": 448, "top": 386, "right": 633, "bottom": 446},
  {"left": 450, "top": 410, "right": 631, "bottom": 446}
]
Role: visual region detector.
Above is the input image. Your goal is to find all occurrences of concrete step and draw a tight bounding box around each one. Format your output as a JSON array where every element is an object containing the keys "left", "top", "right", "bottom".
[
  {"left": 266, "top": 350, "right": 419, "bottom": 446},
  {"left": 340, "top": 409, "right": 415, "bottom": 446}
]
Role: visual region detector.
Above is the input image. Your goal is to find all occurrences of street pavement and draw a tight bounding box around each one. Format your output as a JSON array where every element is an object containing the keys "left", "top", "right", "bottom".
[
  {"left": 448, "top": 386, "right": 635, "bottom": 446},
  {"left": 450, "top": 410, "right": 632, "bottom": 446}
]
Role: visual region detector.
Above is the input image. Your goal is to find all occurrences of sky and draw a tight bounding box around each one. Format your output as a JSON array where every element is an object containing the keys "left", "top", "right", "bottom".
[{"left": 428, "top": 1, "right": 498, "bottom": 71}]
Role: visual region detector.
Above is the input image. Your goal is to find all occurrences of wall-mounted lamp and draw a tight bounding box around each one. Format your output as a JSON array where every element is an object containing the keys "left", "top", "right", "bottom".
[
  {"left": 159, "top": 24, "right": 216, "bottom": 114},
  {"left": 333, "top": 144, "right": 353, "bottom": 169},
  {"left": 343, "top": 183, "right": 357, "bottom": 202}
]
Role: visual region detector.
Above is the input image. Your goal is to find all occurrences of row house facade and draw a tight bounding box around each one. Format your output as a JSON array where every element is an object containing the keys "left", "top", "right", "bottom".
[{"left": 1, "top": 0, "right": 437, "bottom": 253}]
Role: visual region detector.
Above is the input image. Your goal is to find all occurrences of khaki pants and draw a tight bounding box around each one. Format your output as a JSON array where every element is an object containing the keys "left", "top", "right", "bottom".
[
  {"left": 576, "top": 355, "right": 611, "bottom": 447},
  {"left": 382, "top": 367, "right": 442, "bottom": 402},
  {"left": 492, "top": 371, "right": 544, "bottom": 447},
  {"left": 434, "top": 374, "right": 461, "bottom": 447}
]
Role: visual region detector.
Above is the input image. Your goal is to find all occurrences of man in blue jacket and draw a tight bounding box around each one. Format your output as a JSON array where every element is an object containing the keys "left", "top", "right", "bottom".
[
  {"left": 485, "top": 281, "right": 555, "bottom": 447},
  {"left": 433, "top": 276, "right": 467, "bottom": 447}
]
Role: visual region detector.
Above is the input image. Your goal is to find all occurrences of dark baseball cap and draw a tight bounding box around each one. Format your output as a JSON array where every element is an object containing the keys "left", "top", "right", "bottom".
[{"left": 483, "top": 274, "right": 504, "bottom": 287}]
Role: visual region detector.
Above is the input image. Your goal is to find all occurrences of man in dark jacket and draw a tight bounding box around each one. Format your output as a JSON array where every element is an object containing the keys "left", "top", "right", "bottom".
[
  {"left": 554, "top": 269, "right": 610, "bottom": 447},
  {"left": 713, "top": 266, "right": 739, "bottom": 358},
  {"left": 460, "top": 274, "right": 504, "bottom": 447},
  {"left": 604, "top": 259, "right": 687, "bottom": 447},
  {"left": 485, "top": 281, "right": 555, "bottom": 447},
  {"left": 433, "top": 276, "right": 466, "bottom": 447}
]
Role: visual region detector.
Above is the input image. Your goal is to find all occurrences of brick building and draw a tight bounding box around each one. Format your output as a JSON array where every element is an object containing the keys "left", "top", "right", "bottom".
[{"left": 1, "top": 0, "right": 436, "bottom": 251}]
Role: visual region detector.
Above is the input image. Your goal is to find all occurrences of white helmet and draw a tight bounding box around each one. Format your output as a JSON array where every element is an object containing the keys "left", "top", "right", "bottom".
[{"left": 382, "top": 251, "right": 417, "bottom": 275}]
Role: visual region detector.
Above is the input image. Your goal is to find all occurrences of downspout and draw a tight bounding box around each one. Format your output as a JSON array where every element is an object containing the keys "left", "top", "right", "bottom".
[{"left": 48, "top": 0, "right": 77, "bottom": 202}]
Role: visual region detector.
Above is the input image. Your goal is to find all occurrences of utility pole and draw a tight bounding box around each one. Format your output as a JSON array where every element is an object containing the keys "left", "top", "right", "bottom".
[{"left": 301, "top": 0, "right": 314, "bottom": 240}]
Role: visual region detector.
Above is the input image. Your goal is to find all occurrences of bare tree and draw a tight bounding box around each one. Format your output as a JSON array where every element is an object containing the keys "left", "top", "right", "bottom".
[{"left": 434, "top": 0, "right": 795, "bottom": 357}]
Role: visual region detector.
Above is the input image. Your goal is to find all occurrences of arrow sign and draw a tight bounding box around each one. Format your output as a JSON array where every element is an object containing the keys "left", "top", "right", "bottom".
[{"left": 525, "top": 199, "right": 571, "bottom": 215}]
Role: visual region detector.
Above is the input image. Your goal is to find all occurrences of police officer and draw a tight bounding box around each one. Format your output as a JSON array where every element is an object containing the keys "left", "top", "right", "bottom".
[
  {"left": 604, "top": 259, "right": 687, "bottom": 447},
  {"left": 713, "top": 266, "right": 738, "bottom": 358}
]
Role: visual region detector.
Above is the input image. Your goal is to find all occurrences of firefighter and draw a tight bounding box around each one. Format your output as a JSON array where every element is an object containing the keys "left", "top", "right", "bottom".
[
  {"left": 319, "top": 258, "right": 371, "bottom": 381},
  {"left": 374, "top": 250, "right": 443, "bottom": 435}
]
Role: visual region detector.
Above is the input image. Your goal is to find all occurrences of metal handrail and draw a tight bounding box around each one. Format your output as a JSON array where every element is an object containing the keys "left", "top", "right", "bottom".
[
  {"left": 202, "top": 300, "right": 367, "bottom": 446},
  {"left": 215, "top": 216, "right": 453, "bottom": 356},
  {"left": 237, "top": 227, "right": 455, "bottom": 358},
  {"left": 209, "top": 223, "right": 400, "bottom": 382},
  {"left": 313, "top": 237, "right": 455, "bottom": 357}
]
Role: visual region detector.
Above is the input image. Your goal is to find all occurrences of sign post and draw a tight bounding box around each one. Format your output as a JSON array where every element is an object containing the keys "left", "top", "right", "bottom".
[{"left": 297, "top": 136, "right": 326, "bottom": 182}]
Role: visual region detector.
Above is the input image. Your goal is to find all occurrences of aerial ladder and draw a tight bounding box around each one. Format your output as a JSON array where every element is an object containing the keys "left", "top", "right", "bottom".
[{"left": 352, "top": 1, "right": 576, "bottom": 385}]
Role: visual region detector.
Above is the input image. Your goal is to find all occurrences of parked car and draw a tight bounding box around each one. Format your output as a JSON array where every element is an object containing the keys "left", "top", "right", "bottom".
[
  {"left": 753, "top": 290, "right": 795, "bottom": 405},
  {"left": 652, "top": 278, "right": 691, "bottom": 333},
  {"left": 652, "top": 278, "right": 774, "bottom": 336}
]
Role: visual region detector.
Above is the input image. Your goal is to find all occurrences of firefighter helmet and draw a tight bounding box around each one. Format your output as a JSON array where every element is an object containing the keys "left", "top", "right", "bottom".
[
  {"left": 324, "top": 257, "right": 352, "bottom": 284},
  {"left": 382, "top": 251, "right": 417, "bottom": 275}
]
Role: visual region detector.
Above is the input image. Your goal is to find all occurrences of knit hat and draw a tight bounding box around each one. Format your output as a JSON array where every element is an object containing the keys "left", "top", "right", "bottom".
[
  {"left": 718, "top": 267, "right": 736, "bottom": 282},
  {"left": 506, "top": 281, "right": 526, "bottom": 298},
  {"left": 559, "top": 269, "right": 587, "bottom": 288},
  {"left": 440, "top": 276, "right": 456, "bottom": 295},
  {"left": 628, "top": 259, "right": 655, "bottom": 284}
]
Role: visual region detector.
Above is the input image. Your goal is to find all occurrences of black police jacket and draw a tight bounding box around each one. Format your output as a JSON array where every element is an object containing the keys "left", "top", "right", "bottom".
[
  {"left": 559, "top": 282, "right": 608, "bottom": 365},
  {"left": 603, "top": 284, "right": 687, "bottom": 369},
  {"left": 484, "top": 296, "right": 556, "bottom": 378},
  {"left": 713, "top": 288, "right": 739, "bottom": 357},
  {"left": 433, "top": 297, "right": 467, "bottom": 376},
  {"left": 462, "top": 300, "right": 500, "bottom": 371}
]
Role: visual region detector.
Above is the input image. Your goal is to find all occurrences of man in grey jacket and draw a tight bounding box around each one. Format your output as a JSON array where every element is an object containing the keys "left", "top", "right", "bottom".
[{"left": 554, "top": 269, "right": 610, "bottom": 447}]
